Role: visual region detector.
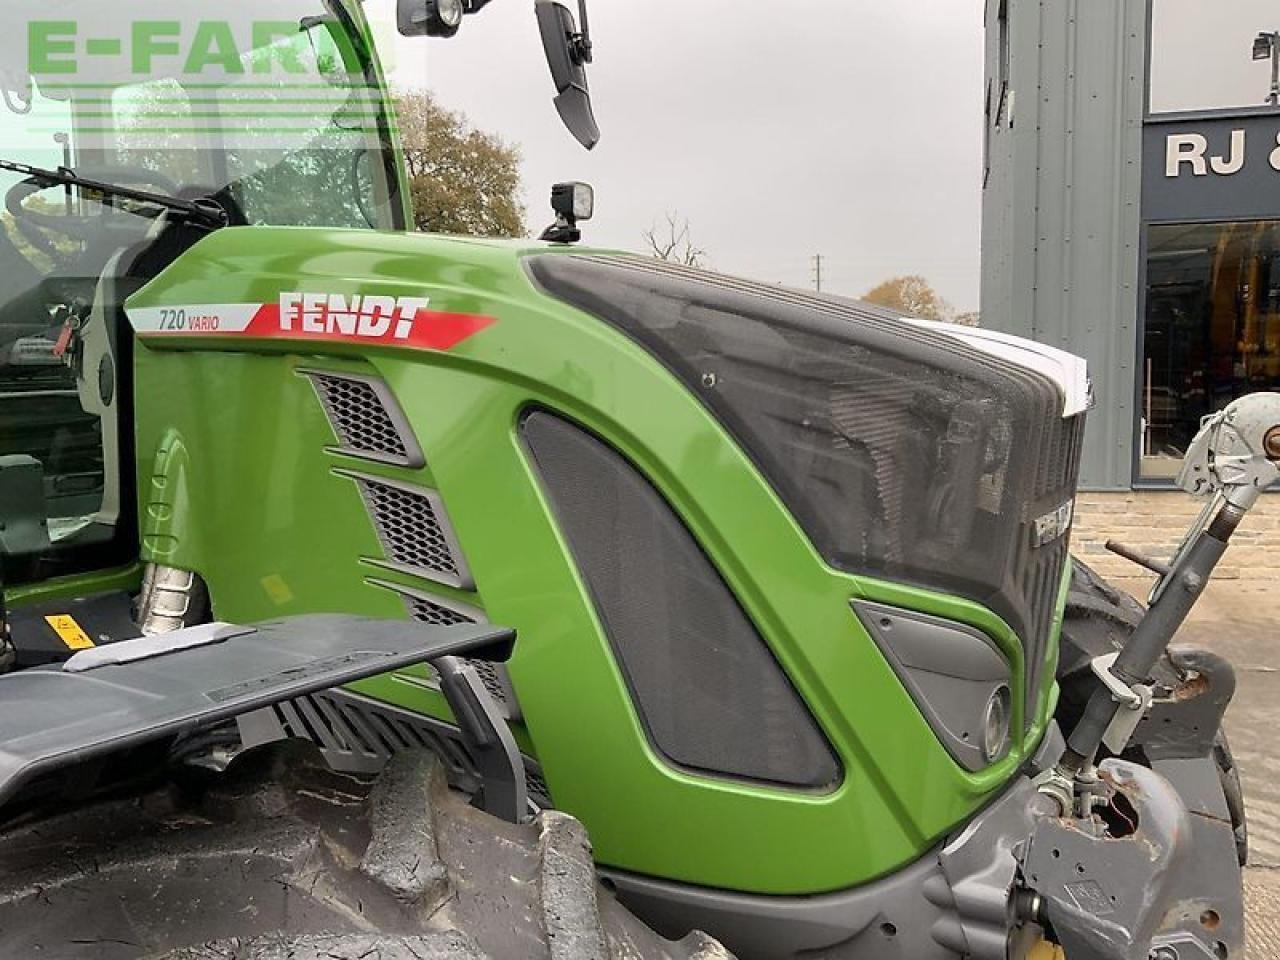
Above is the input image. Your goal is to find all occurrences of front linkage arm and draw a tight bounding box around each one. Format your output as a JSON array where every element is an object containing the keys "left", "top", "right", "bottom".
[
  {"left": 1058, "top": 393, "right": 1280, "bottom": 790},
  {"left": 1023, "top": 393, "right": 1280, "bottom": 960}
]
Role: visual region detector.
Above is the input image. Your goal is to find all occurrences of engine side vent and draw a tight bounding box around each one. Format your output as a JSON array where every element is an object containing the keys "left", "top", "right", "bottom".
[
  {"left": 305, "top": 370, "right": 425, "bottom": 468},
  {"left": 523, "top": 410, "right": 840, "bottom": 789},
  {"left": 406, "top": 593, "right": 472, "bottom": 626},
  {"left": 239, "top": 688, "right": 550, "bottom": 808},
  {"left": 366, "top": 577, "right": 519, "bottom": 720},
  {"left": 338, "top": 471, "right": 473, "bottom": 589}
]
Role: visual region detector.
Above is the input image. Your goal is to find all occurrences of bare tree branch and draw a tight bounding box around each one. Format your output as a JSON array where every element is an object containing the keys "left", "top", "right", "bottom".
[{"left": 642, "top": 212, "right": 707, "bottom": 267}]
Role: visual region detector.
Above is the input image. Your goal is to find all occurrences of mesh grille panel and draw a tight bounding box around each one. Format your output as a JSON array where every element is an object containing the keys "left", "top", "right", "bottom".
[
  {"left": 1016, "top": 414, "right": 1084, "bottom": 727},
  {"left": 270, "top": 689, "right": 548, "bottom": 805},
  {"left": 528, "top": 254, "right": 1089, "bottom": 735},
  {"left": 527, "top": 253, "right": 1078, "bottom": 657},
  {"left": 349, "top": 475, "right": 464, "bottom": 584},
  {"left": 405, "top": 593, "right": 472, "bottom": 626},
  {"left": 524, "top": 411, "right": 839, "bottom": 788},
  {"left": 308, "top": 373, "right": 421, "bottom": 466},
  {"left": 370, "top": 578, "right": 515, "bottom": 715}
]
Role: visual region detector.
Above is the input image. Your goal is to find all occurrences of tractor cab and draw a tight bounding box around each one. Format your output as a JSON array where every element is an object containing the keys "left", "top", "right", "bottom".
[{"left": 0, "top": 2, "right": 408, "bottom": 596}]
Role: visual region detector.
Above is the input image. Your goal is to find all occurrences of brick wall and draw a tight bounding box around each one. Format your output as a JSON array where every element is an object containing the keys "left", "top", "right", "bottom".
[{"left": 1072, "top": 491, "right": 1280, "bottom": 588}]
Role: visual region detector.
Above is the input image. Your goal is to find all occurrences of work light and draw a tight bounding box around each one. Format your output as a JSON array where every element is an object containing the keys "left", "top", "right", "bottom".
[
  {"left": 398, "top": 0, "right": 466, "bottom": 38},
  {"left": 981, "top": 685, "right": 1012, "bottom": 764},
  {"left": 1254, "top": 32, "right": 1275, "bottom": 62}
]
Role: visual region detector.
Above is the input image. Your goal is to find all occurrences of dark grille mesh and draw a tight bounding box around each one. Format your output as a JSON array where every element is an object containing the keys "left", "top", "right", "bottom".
[
  {"left": 1016, "top": 414, "right": 1085, "bottom": 726},
  {"left": 466, "top": 659, "right": 512, "bottom": 708},
  {"left": 372, "top": 580, "right": 515, "bottom": 713},
  {"left": 308, "top": 373, "right": 419, "bottom": 465},
  {"left": 524, "top": 411, "right": 839, "bottom": 788},
  {"left": 404, "top": 592, "right": 471, "bottom": 626},
  {"left": 351, "top": 476, "right": 462, "bottom": 582},
  {"left": 527, "top": 254, "right": 1083, "bottom": 676},
  {"left": 271, "top": 689, "right": 549, "bottom": 805},
  {"left": 401, "top": 594, "right": 513, "bottom": 709}
]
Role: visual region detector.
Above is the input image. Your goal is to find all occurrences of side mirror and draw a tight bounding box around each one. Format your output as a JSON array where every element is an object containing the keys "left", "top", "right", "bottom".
[{"left": 536, "top": 0, "right": 600, "bottom": 150}]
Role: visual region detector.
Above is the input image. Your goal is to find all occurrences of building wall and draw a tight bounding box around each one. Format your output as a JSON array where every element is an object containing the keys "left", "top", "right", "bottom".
[
  {"left": 981, "top": 0, "right": 1149, "bottom": 490},
  {"left": 1074, "top": 490, "right": 1280, "bottom": 587}
]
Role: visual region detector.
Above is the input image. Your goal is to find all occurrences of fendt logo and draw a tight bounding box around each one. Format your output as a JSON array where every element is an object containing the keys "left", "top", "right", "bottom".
[
  {"left": 279, "top": 293, "right": 430, "bottom": 342},
  {"left": 126, "top": 294, "right": 497, "bottom": 353}
]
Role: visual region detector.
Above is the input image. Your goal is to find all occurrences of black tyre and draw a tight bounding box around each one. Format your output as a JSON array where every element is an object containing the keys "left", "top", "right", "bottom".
[
  {"left": 0, "top": 746, "right": 732, "bottom": 960},
  {"left": 1214, "top": 729, "right": 1249, "bottom": 867}
]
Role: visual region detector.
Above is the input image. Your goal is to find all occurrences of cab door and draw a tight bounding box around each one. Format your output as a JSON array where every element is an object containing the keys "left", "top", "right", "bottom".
[{"left": 0, "top": 88, "right": 137, "bottom": 589}]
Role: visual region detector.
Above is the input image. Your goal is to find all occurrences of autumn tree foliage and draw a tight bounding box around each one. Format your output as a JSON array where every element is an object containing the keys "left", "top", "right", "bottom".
[
  {"left": 395, "top": 90, "right": 526, "bottom": 238},
  {"left": 863, "top": 274, "right": 953, "bottom": 321}
]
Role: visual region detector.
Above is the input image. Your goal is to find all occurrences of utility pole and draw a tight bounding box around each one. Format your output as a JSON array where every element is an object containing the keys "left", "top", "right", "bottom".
[
  {"left": 1253, "top": 31, "right": 1280, "bottom": 106},
  {"left": 812, "top": 254, "right": 824, "bottom": 293},
  {"left": 1272, "top": 34, "right": 1279, "bottom": 107}
]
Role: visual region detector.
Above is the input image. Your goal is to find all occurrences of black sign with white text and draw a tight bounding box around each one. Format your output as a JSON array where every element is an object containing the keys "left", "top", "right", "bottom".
[{"left": 1144, "top": 112, "right": 1280, "bottom": 222}]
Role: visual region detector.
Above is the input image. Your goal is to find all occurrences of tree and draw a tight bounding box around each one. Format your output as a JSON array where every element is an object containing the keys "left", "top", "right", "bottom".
[
  {"left": 863, "top": 275, "right": 952, "bottom": 321},
  {"left": 642, "top": 212, "right": 707, "bottom": 267},
  {"left": 953, "top": 311, "right": 981, "bottom": 327},
  {"left": 395, "top": 90, "right": 526, "bottom": 237}
]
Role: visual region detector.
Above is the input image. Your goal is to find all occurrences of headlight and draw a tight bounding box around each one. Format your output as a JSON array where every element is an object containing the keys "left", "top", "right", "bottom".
[
  {"left": 854, "top": 600, "right": 1014, "bottom": 772},
  {"left": 981, "top": 685, "right": 1012, "bottom": 764}
]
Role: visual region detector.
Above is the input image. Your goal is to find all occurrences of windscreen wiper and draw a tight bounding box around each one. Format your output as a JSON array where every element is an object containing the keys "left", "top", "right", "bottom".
[{"left": 0, "top": 159, "right": 229, "bottom": 230}]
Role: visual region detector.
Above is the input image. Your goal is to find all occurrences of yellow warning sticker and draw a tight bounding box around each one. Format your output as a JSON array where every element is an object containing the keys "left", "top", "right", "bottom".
[
  {"left": 44, "top": 614, "right": 95, "bottom": 650},
  {"left": 260, "top": 573, "right": 294, "bottom": 606}
]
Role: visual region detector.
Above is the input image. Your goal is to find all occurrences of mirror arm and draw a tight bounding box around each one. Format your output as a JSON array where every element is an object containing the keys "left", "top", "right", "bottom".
[{"left": 574, "top": 0, "right": 593, "bottom": 64}]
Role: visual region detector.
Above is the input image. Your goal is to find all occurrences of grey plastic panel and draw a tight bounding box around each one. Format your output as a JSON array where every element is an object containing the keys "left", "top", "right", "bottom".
[
  {"left": 607, "top": 851, "right": 958, "bottom": 960},
  {"left": 0, "top": 456, "right": 50, "bottom": 557},
  {"left": 853, "top": 600, "right": 1011, "bottom": 771},
  {"left": 236, "top": 687, "right": 552, "bottom": 808},
  {"left": 63, "top": 622, "right": 251, "bottom": 672},
  {"left": 0, "top": 614, "right": 513, "bottom": 809}
]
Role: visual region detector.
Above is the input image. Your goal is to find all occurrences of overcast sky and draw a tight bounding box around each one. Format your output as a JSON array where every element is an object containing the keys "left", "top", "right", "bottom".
[
  {"left": 367, "top": 0, "right": 986, "bottom": 312},
  {"left": 1150, "top": 0, "right": 1280, "bottom": 113}
]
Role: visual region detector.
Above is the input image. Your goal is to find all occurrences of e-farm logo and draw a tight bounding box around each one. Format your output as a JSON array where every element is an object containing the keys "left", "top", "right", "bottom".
[{"left": 28, "top": 20, "right": 312, "bottom": 78}]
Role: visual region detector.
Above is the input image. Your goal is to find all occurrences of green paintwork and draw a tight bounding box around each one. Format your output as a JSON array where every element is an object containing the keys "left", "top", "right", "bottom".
[
  {"left": 122, "top": 225, "right": 1066, "bottom": 895},
  {"left": 3, "top": 0, "right": 1071, "bottom": 897},
  {"left": 6, "top": 563, "right": 144, "bottom": 609}
]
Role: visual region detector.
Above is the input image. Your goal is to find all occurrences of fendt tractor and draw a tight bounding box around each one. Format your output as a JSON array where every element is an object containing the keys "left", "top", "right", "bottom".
[{"left": 0, "top": 1, "right": 1261, "bottom": 958}]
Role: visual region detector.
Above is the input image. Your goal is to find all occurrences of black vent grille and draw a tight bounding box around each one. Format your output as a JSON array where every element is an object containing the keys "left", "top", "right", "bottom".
[
  {"left": 342, "top": 472, "right": 471, "bottom": 589},
  {"left": 266, "top": 688, "right": 549, "bottom": 807},
  {"left": 306, "top": 372, "right": 423, "bottom": 468},
  {"left": 405, "top": 593, "right": 471, "bottom": 626},
  {"left": 1016, "top": 414, "right": 1085, "bottom": 728},
  {"left": 523, "top": 411, "right": 840, "bottom": 789},
  {"left": 366, "top": 577, "right": 517, "bottom": 718}
]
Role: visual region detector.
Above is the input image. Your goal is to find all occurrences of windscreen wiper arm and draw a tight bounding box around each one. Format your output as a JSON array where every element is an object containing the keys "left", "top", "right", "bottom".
[{"left": 0, "top": 159, "right": 229, "bottom": 230}]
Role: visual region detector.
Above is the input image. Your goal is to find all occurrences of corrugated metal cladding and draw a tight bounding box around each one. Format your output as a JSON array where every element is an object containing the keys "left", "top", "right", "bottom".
[{"left": 981, "top": 0, "right": 1148, "bottom": 490}]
